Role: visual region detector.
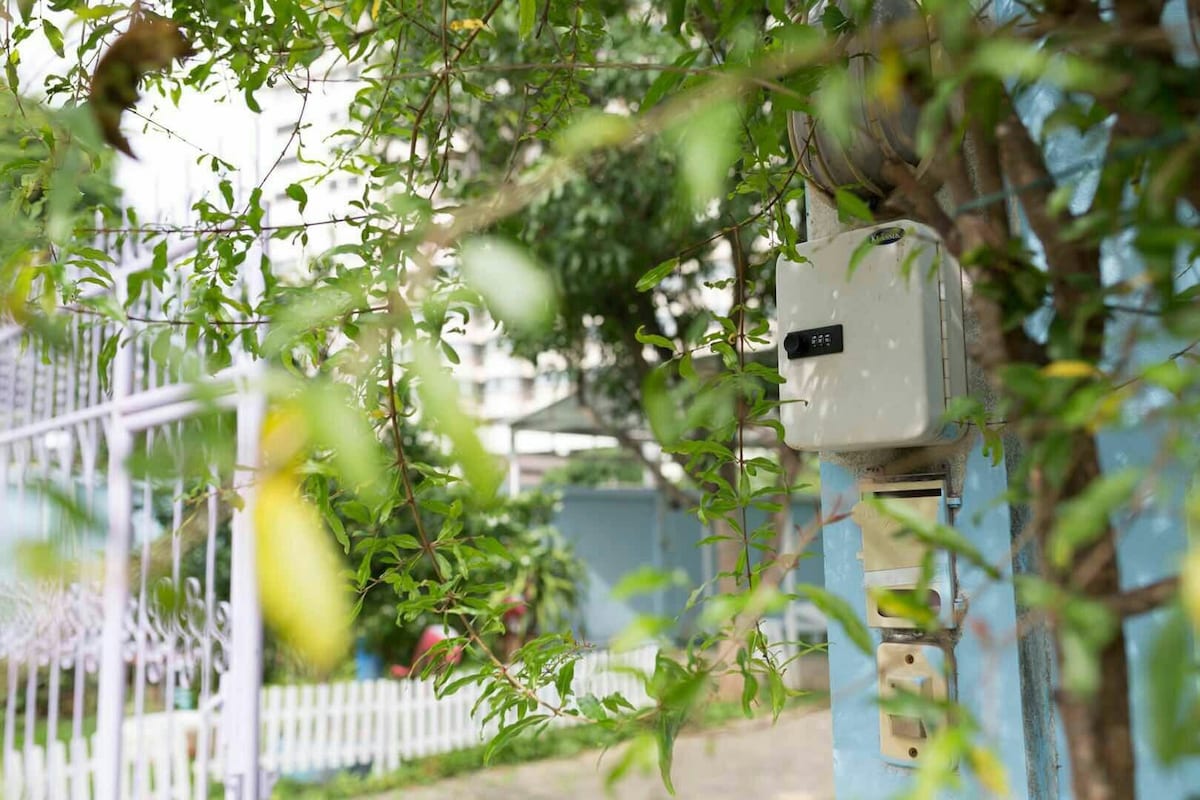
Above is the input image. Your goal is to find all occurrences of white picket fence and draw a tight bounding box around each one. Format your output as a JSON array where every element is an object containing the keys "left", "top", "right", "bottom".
[
  {"left": 4, "top": 708, "right": 222, "bottom": 800},
  {"left": 260, "top": 644, "right": 658, "bottom": 779},
  {"left": 3, "top": 645, "right": 658, "bottom": 797}
]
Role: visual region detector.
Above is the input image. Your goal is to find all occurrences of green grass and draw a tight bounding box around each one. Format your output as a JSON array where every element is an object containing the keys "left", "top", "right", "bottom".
[
  {"left": 5, "top": 714, "right": 98, "bottom": 751},
  {"left": 270, "top": 696, "right": 822, "bottom": 799}
]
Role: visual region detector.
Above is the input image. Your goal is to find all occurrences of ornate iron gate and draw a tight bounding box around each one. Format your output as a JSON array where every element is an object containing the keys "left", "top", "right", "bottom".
[{"left": 0, "top": 243, "right": 265, "bottom": 799}]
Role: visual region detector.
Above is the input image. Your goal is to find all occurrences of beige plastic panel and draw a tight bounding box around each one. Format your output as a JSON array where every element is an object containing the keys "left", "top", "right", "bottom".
[
  {"left": 855, "top": 480, "right": 946, "bottom": 628},
  {"left": 877, "top": 642, "right": 950, "bottom": 765},
  {"left": 854, "top": 499, "right": 937, "bottom": 572}
]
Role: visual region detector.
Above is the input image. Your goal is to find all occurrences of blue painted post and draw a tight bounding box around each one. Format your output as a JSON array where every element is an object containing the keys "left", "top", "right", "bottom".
[
  {"left": 799, "top": 181, "right": 1046, "bottom": 797},
  {"left": 819, "top": 449, "right": 1036, "bottom": 799}
]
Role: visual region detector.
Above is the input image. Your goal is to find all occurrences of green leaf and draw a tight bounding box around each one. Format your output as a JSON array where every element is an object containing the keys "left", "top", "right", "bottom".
[
  {"left": 484, "top": 714, "right": 548, "bottom": 763},
  {"left": 666, "top": 0, "right": 686, "bottom": 34},
  {"left": 668, "top": 98, "right": 741, "bottom": 210},
  {"left": 1048, "top": 469, "right": 1140, "bottom": 570},
  {"left": 846, "top": 235, "right": 876, "bottom": 278},
  {"left": 870, "top": 587, "right": 939, "bottom": 630},
  {"left": 766, "top": 668, "right": 787, "bottom": 721},
  {"left": 797, "top": 586, "right": 872, "bottom": 655},
  {"left": 678, "top": 352, "right": 696, "bottom": 381},
  {"left": 869, "top": 497, "right": 1001, "bottom": 580},
  {"left": 6, "top": 52, "right": 19, "bottom": 98},
  {"left": 740, "top": 671, "right": 758, "bottom": 717},
  {"left": 315, "top": 481, "right": 350, "bottom": 554},
  {"left": 556, "top": 112, "right": 634, "bottom": 157},
  {"left": 603, "top": 693, "right": 636, "bottom": 713},
  {"left": 219, "top": 180, "right": 234, "bottom": 210},
  {"left": 821, "top": 4, "right": 851, "bottom": 34},
  {"left": 1060, "top": 628, "right": 1101, "bottom": 695},
  {"left": 42, "top": 20, "right": 65, "bottom": 57},
  {"left": 1148, "top": 607, "right": 1200, "bottom": 764},
  {"left": 642, "top": 50, "right": 699, "bottom": 110},
  {"left": 519, "top": 0, "right": 536, "bottom": 38},
  {"left": 814, "top": 66, "right": 853, "bottom": 148},
  {"left": 411, "top": 342, "right": 504, "bottom": 500},
  {"left": 554, "top": 659, "right": 576, "bottom": 704},
  {"left": 612, "top": 566, "right": 687, "bottom": 600},
  {"left": 577, "top": 694, "right": 608, "bottom": 721},
  {"left": 1141, "top": 360, "right": 1188, "bottom": 393},
  {"left": 244, "top": 86, "right": 263, "bottom": 113},
  {"left": 604, "top": 732, "right": 656, "bottom": 791},
  {"left": 303, "top": 382, "right": 390, "bottom": 508},
  {"left": 637, "top": 258, "right": 679, "bottom": 292},
  {"left": 656, "top": 712, "right": 683, "bottom": 794},
  {"left": 69, "top": 4, "right": 121, "bottom": 20},
  {"left": 642, "top": 366, "right": 680, "bottom": 445},
  {"left": 286, "top": 183, "right": 308, "bottom": 213},
  {"left": 836, "top": 188, "right": 874, "bottom": 225},
  {"left": 459, "top": 237, "right": 556, "bottom": 333},
  {"left": 635, "top": 326, "right": 675, "bottom": 352}
]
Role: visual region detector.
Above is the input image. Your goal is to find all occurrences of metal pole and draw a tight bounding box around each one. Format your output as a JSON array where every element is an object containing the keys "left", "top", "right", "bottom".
[
  {"left": 95, "top": 307, "right": 135, "bottom": 800},
  {"left": 780, "top": 502, "right": 798, "bottom": 647},
  {"left": 225, "top": 245, "right": 267, "bottom": 799},
  {"left": 225, "top": 386, "right": 265, "bottom": 799},
  {"left": 508, "top": 427, "right": 520, "bottom": 496}
]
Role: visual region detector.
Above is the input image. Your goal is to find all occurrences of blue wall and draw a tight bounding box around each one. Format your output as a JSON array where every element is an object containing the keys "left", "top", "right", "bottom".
[{"left": 553, "top": 487, "right": 822, "bottom": 644}]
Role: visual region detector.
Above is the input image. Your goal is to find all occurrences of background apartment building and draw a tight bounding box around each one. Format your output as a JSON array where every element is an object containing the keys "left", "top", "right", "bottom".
[{"left": 113, "top": 64, "right": 626, "bottom": 489}]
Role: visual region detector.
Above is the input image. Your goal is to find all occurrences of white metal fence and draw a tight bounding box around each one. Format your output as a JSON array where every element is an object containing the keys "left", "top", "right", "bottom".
[{"left": 0, "top": 239, "right": 267, "bottom": 800}]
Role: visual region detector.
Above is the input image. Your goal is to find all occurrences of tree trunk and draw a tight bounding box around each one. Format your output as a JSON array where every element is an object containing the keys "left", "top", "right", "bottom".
[{"left": 1041, "top": 435, "right": 1134, "bottom": 800}]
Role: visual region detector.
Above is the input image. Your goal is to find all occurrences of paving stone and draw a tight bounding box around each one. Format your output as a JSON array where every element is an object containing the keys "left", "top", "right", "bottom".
[{"left": 366, "top": 706, "right": 833, "bottom": 800}]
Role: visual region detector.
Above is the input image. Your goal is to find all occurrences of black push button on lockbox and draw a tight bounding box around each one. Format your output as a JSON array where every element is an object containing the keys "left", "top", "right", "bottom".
[{"left": 784, "top": 324, "right": 844, "bottom": 359}]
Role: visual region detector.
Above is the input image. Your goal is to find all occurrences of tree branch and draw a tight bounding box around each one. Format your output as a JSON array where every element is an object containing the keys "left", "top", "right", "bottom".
[
  {"left": 996, "top": 110, "right": 1105, "bottom": 359},
  {"left": 1106, "top": 576, "right": 1179, "bottom": 618},
  {"left": 1112, "top": 0, "right": 1165, "bottom": 30}
]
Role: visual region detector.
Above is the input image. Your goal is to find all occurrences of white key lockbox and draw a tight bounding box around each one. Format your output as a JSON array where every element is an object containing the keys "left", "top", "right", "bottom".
[{"left": 776, "top": 221, "right": 968, "bottom": 452}]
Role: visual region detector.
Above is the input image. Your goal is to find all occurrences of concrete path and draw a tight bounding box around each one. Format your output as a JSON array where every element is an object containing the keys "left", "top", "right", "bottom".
[{"left": 373, "top": 706, "right": 833, "bottom": 800}]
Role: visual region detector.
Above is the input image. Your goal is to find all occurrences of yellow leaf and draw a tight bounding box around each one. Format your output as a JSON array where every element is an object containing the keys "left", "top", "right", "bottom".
[
  {"left": 370, "top": 0, "right": 382, "bottom": 19},
  {"left": 870, "top": 47, "right": 905, "bottom": 112},
  {"left": 4, "top": 262, "right": 35, "bottom": 323},
  {"left": 967, "top": 744, "right": 1010, "bottom": 797},
  {"left": 448, "top": 18, "right": 485, "bottom": 31},
  {"left": 1182, "top": 549, "right": 1200, "bottom": 632},
  {"left": 1041, "top": 360, "right": 1100, "bottom": 379},
  {"left": 254, "top": 473, "right": 351, "bottom": 671},
  {"left": 260, "top": 404, "right": 308, "bottom": 471},
  {"left": 1086, "top": 386, "right": 1129, "bottom": 433}
]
